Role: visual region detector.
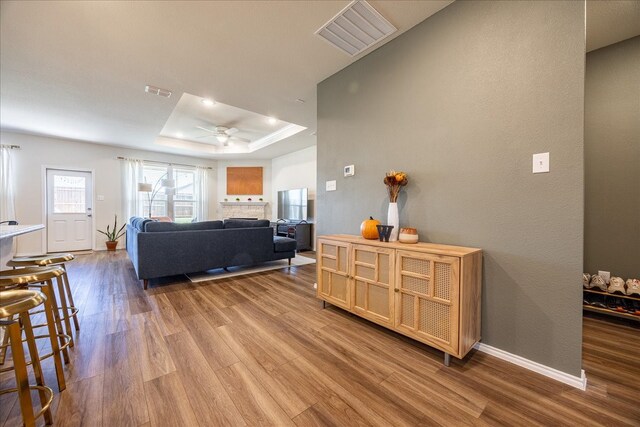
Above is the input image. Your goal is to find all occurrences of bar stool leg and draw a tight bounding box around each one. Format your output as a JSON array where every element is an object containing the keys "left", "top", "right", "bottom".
[
  {"left": 21, "top": 312, "right": 53, "bottom": 425},
  {"left": 40, "top": 281, "right": 67, "bottom": 392},
  {"left": 7, "top": 321, "right": 36, "bottom": 427},
  {"left": 0, "top": 321, "right": 10, "bottom": 364},
  {"left": 55, "top": 275, "right": 75, "bottom": 348},
  {"left": 61, "top": 263, "right": 80, "bottom": 331}
]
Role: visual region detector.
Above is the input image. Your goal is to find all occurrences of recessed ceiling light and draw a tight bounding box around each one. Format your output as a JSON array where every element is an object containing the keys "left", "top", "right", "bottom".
[
  {"left": 201, "top": 98, "right": 215, "bottom": 107},
  {"left": 268, "top": 117, "right": 277, "bottom": 125},
  {"left": 296, "top": 98, "right": 305, "bottom": 103},
  {"left": 310, "top": 131, "right": 317, "bottom": 136},
  {"left": 176, "top": 132, "right": 183, "bottom": 138}
]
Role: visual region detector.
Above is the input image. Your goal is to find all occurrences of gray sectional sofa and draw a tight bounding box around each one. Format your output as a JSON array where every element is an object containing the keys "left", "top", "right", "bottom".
[{"left": 126, "top": 217, "right": 297, "bottom": 289}]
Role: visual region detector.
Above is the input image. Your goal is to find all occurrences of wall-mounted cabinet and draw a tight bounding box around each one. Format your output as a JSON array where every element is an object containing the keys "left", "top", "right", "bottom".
[{"left": 317, "top": 235, "right": 482, "bottom": 364}]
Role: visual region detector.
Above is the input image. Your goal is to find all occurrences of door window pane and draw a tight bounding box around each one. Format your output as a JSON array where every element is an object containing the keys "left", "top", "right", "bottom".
[{"left": 53, "top": 175, "right": 86, "bottom": 213}]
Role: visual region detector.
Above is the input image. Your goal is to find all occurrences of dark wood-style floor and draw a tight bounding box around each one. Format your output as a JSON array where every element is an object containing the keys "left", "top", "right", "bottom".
[{"left": 1, "top": 251, "right": 638, "bottom": 426}]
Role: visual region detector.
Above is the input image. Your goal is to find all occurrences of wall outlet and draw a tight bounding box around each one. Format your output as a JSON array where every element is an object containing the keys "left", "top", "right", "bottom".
[
  {"left": 532, "top": 152, "right": 550, "bottom": 173},
  {"left": 598, "top": 270, "right": 610, "bottom": 284},
  {"left": 326, "top": 180, "right": 337, "bottom": 191},
  {"left": 344, "top": 165, "right": 355, "bottom": 177}
]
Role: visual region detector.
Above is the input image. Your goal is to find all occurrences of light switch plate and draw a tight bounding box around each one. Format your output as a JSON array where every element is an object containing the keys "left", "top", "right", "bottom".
[
  {"left": 97, "top": 195, "right": 105, "bottom": 201},
  {"left": 533, "top": 152, "right": 550, "bottom": 173},
  {"left": 326, "top": 180, "right": 337, "bottom": 191},
  {"left": 598, "top": 270, "right": 610, "bottom": 284},
  {"left": 344, "top": 165, "right": 355, "bottom": 177}
]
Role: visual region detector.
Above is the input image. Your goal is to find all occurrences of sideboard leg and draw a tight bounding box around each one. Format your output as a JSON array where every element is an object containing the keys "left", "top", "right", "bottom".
[{"left": 444, "top": 352, "right": 451, "bottom": 367}]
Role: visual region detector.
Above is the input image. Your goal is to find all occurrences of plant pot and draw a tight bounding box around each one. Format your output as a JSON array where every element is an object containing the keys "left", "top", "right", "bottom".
[{"left": 105, "top": 241, "right": 118, "bottom": 251}]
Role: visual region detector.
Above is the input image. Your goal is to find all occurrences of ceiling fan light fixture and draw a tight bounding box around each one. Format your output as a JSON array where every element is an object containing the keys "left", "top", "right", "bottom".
[{"left": 216, "top": 134, "right": 229, "bottom": 144}]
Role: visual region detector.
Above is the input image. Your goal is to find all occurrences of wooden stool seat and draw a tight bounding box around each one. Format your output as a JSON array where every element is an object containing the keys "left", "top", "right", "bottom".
[
  {"left": 0, "top": 289, "right": 54, "bottom": 426},
  {"left": 7, "top": 253, "right": 75, "bottom": 267},
  {"left": 7, "top": 254, "right": 80, "bottom": 335},
  {"left": 0, "top": 267, "right": 68, "bottom": 392}
]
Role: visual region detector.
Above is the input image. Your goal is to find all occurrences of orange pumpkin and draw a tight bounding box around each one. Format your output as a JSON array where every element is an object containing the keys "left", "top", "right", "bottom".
[{"left": 360, "top": 216, "right": 381, "bottom": 240}]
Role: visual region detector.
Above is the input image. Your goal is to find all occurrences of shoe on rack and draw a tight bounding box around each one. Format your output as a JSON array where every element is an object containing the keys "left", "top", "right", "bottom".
[
  {"left": 607, "top": 276, "right": 626, "bottom": 295},
  {"left": 590, "top": 274, "right": 607, "bottom": 292},
  {"left": 625, "top": 278, "right": 640, "bottom": 297},
  {"left": 583, "top": 273, "right": 591, "bottom": 288}
]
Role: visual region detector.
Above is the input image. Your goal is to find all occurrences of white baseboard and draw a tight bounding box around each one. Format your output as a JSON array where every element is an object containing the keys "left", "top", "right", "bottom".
[{"left": 474, "top": 342, "right": 587, "bottom": 391}]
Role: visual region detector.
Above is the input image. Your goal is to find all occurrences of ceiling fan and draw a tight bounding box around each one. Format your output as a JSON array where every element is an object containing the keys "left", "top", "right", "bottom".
[{"left": 195, "top": 125, "right": 250, "bottom": 146}]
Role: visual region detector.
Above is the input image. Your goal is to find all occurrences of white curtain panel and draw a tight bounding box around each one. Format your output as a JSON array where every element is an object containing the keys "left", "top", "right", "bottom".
[
  {"left": 0, "top": 147, "right": 16, "bottom": 222},
  {"left": 195, "top": 166, "right": 209, "bottom": 221},
  {"left": 121, "top": 158, "right": 144, "bottom": 221}
]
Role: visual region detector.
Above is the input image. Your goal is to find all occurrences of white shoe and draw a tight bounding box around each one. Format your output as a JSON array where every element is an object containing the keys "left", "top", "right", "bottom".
[
  {"left": 625, "top": 278, "right": 640, "bottom": 297},
  {"left": 607, "top": 277, "right": 626, "bottom": 294},
  {"left": 590, "top": 275, "right": 607, "bottom": 291},
  {"left": 583, "top": 273, "right": 591, "bottom": 288}
]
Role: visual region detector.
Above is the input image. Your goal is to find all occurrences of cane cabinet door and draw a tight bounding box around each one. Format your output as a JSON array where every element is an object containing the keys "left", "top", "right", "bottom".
[
  {"left": 317, "top": 239, "right": 351, "bottom": 309},
  {"left": 351, "top": 244, "right": 395, "bottom": 327},
  {"left": 394, "top": 250, "right": 460, "bottom": 355}
]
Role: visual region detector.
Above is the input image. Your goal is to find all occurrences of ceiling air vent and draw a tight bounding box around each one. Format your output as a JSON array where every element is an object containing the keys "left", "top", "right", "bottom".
[
  {"left": 144, "top": 85, "right": 172, "bottom": 98},
  {"left": 315, "top": 0, "right": 397, "bottom": 57}
]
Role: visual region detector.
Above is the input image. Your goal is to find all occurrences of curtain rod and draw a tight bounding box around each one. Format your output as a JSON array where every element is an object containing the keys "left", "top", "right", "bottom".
[
  {"left": 116, "top": 156, "right": 213, "bottom": 170},
  {"left": 0, "top": 144, "right": 21, "bottom": 149}
]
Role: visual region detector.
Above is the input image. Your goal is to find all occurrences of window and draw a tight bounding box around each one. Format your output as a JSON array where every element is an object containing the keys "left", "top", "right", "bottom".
[
  {"left": 53, "top": 175, "right": 86, "bottom": 213},
  {"left": 138, "top": 164, "right": 205, "bottom": 222}
]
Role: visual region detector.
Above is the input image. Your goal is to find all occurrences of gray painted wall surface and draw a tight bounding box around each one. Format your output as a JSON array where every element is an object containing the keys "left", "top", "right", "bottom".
[
  {"left": 317, "top": 1, "right": 585, "bottom": 375},
  {"left": 584, "top": 36, "right": 640, "bottom": 279}
]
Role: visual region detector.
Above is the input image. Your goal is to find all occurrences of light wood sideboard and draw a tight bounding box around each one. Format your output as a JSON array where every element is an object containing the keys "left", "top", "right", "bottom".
[{"left": 316, "top": 234, "right": 482, "bottom": 365}]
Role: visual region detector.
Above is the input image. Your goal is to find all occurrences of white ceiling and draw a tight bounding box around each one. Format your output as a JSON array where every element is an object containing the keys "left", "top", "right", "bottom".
[
  {"left": 2, "top": 1, "right": 638, "bottom": 160},
  {"left": 586, "top": 1, "right": 640, "bottom": 52},
  {"left": 0, "top": 0, "right": 453, "bottom": 159}
]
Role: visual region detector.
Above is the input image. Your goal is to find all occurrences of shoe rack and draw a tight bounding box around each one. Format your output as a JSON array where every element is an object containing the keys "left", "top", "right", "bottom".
[{"left": 583, "top": 275, "right": 640, "bottom": 322}]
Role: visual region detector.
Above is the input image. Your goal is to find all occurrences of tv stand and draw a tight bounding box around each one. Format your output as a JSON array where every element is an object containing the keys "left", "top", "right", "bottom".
[{"left": 273, "top": 220, "right": 312, "bottom": 252}]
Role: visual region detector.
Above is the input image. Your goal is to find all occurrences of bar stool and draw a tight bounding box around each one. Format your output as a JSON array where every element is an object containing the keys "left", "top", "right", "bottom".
[
  {"left": 8, "top": 254, "right": 80, "bottom": 338},
  {"left": 0, "top": 289, "right": 54, "bottom": 426},
  {"left": 0, "top": 267, "right": 70, "bottom": 392}
]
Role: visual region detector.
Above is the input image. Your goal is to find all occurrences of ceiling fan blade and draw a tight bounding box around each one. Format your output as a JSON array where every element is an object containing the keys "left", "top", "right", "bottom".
[
  {"left": 195, "top": 134, "right": 213, "bottom": 139},
  {"left": 195, "top": 126, "right": 216, "bottom": 133},
  {"left": 225, "top": 127, "right": 239, "bottom": 135},
  {"left": 230, "top": 135, "right": 250, "bottom": 143}
]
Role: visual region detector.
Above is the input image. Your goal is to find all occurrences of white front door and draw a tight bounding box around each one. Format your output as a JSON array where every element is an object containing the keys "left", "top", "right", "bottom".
[{"left": 47, "top": 169, "right": 93, "bottom": 252}]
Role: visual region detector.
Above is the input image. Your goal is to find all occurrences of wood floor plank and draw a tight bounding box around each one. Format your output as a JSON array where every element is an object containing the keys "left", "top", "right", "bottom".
[
  {"left": 164, "top": 331, "right": 247, "bottom": 426},
  {"left": 102, "top": 330, "right": 149, "bottom": 426},
  {"left": 146, "top": 293, "right": 186, "bottom": 336},
  {"left": 129, "top": 311, "right": 176, "bottom": 382},
  {"left": 53, "top": 374, "right": 104, "bottom": 427},
  {"left": 143, "top": 372, "right": 199, "bottom": 427},
  {"left": 216, "top": 362, "right": 295, "bottom": 426},
  {"left": 180, "top": 313, "right": 239, "bottom": 371}
]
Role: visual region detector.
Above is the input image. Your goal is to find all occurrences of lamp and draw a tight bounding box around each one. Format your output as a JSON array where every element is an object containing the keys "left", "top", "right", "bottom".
[{"left": 138, "top": 173, "right": 175, "bottom": 218}]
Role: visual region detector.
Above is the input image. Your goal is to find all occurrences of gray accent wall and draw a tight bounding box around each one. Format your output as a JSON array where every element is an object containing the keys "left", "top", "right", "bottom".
[
  {"left": 317, "top": 1, "right": 585, "bottom": 375},
  {"left": 584, "top": 36, "right": 640, "bottom": 279}
]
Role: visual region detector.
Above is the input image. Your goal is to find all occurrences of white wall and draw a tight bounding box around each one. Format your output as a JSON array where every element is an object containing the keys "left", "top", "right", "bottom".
[
  {"left": 271, "top": 145, "right": 317, "bottom": 221},
  {"left": 1, "top": 131, "right": 217, "bottom": 255},
  {"left": 215, "top": 159, "right": 272, "bottom": 219}
]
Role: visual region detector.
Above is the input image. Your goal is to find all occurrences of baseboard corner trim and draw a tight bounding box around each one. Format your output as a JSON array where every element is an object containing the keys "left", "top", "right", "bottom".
[{"left": 474, "top": 342, "right": 587, "bottom": 391}]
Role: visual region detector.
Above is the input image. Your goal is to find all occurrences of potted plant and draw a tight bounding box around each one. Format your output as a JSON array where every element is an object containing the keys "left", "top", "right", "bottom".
[{"left": 98, "top": 214, "right": 126, "bottom": 251}]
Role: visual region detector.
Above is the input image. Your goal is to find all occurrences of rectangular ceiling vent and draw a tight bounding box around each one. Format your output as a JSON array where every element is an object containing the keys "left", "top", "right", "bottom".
[
  {"left": 145, "top": 85, "right": 172, "bottom": 98},
  {"left": 315, "top": 0, "right": 397, "bottom": 57}
]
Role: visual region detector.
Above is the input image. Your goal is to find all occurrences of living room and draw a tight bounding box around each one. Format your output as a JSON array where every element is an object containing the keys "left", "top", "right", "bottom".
[{"left": 1, "top": 1, "right": 639, "bottom": 426}]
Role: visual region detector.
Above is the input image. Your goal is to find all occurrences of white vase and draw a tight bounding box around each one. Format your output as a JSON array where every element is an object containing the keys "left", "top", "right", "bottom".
[{"left": 387, "top": 202, "right": 399, "bottom": 242}]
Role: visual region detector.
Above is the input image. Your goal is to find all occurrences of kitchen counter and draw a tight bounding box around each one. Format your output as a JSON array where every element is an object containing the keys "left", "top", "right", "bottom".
[{"left": 0, "top": 224, "right": 44, "bottom": 267}]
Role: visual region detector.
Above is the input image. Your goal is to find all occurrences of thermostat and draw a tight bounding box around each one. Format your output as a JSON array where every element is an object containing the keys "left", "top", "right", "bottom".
[{"left": 344, "top": 164, "right": 355, "bottom": 177}]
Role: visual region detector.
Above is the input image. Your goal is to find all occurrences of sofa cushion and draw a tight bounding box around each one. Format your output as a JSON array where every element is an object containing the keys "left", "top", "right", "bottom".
[
  {"left": 144, "top": 220, "right": 224, "bottom": 232},
  {"left": 224, "top": 219, "right": 270, "bottom": 229},
  {"left": 273, "top": 236, "right": 297, "bottom": 252},
  {"left": 130, "top": 217, "right": 155, "bottom": 231}
]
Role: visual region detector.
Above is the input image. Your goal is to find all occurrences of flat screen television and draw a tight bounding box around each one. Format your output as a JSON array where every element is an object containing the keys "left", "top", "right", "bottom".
[{"left": 277, "top": 188, "right": 308, "bottom": 222}]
